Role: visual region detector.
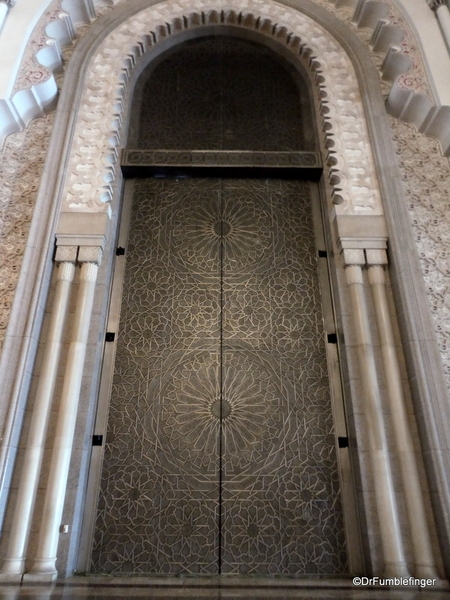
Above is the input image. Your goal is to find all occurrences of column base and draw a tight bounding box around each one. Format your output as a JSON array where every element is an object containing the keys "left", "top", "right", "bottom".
[
  {"left": 0, "top": 574, "right": 23, "bottom": 583},
  {"left": 414, "top": 564, "right": 439, "bottom": 579},
  {"left": 22, "top": 572, "right": 57, "bottom": 583},
  {"left": 383, "top": 563, "right": 410, "bottom": 578},
  {"left": 434, "top": 580, "right": 450, "bottom": 589}
]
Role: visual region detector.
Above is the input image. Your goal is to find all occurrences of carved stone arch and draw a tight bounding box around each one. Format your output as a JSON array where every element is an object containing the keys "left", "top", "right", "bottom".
[
  {"left": 56, "top": 1, "right": 385, "bottom": 220},
  {"left": 3, "top": 0, "right": 449, "bottom": 155}
]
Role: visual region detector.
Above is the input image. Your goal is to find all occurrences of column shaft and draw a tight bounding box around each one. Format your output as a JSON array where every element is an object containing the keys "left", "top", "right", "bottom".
[
  {"left": 368, "top": 265, "right": 438, "bottom": 578},
  {"left": 436, "top": 4, "right": 450, "bottom": 50},
  {"left": 0, "top": 262, "right": 75, "bottom": 579},
  {"left": 0, "top": 4, "right": 8, "bottom": 34},
  {"left": 26, "top": 262, "right": 98, "bottom": 580},
  {"left": 345, "top": 264, "right": 409, "bottom": 577}
]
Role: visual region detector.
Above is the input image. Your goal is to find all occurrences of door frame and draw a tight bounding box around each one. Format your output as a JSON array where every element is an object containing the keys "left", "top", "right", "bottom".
[{"left": 76, "top": 174, "right": 362, "bottom": 574}]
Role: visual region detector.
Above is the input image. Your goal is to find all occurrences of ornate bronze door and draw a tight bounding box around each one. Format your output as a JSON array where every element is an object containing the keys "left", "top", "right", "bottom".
[{"left": 91, "top": 177, "right": 347, "bottom": 575}]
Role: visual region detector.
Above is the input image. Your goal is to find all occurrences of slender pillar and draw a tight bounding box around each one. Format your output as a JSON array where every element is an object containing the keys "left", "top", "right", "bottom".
[
  {"left": 0, "top": 0, "right": 14, "bottom": 35},
  {"left": 344, "top": 255, "right": 409, "bottom": 577},
  {"left": 0, "top": 260, "right": 75, "bottom": 580},
  {"left": 25, "top": 257, "right": 99, "bottom": 581},
  {"left": 368, "top": 260, "right": 438, "bottom": 578},
  {"left": 428, "top": 0, "right": 450, "bottom": 49}
]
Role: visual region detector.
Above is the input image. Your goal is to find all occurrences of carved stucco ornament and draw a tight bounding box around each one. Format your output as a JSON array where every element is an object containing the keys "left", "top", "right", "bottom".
[{"left": 59, "top": 0, "right": 384, "bottom": 219}]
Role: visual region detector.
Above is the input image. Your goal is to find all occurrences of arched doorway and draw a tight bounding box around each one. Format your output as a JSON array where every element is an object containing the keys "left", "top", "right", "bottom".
[
  {"left": 89, "top": 37, "right": 348, "bottom": 575},
  {"left": 3, "top": 0, "right": 445, "bottom": 583}
]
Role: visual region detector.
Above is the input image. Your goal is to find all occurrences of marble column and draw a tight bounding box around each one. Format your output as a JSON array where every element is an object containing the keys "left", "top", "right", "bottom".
[
  {"left": 0, "top": 0, "right": 14, "bottom": 35},
  {"left": 24, "top": 250, "right": 101, "bottom": 581},
  {"left": 0, "top": 256, "right": 76, "bottom": 580},
  {"left": 427, "top": 0, "right": 450, "bottom": 49},
  {"left": 367, "top": 253, "right": 438, "bottom": 578},
  {"left": 343, "top": 249, "right": 409, "bottom": 578}
]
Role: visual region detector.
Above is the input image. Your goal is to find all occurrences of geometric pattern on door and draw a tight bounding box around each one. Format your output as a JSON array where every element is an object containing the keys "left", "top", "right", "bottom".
[{"left": 91, "top": 178, "right": 347, "bottom": 575}]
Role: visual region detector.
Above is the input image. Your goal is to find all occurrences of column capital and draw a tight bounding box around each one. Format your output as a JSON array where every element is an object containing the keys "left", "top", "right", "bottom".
[
  {"left": 79, "top": 261, "right": 99, "bottom": 282},
  {"left": 366, "top": 248, "right": 388, "bottom": 266},
  {"left": 56, "top": 262, "right": 76, "bottom": 282},
  {"left": 54, "top": 246, "right": 78, "bottom": 264},
  {"left": 426, "top": 0, "right": 447, "bottom": 11},
  {"left": 342, "top": 248, "right": 365, "bottom": 266},
  {"left": 78, "top": 246, "right": 103, "bottom": 266},
  {"left": 344, "top": 264, "right": 364, "bottom": 285}
]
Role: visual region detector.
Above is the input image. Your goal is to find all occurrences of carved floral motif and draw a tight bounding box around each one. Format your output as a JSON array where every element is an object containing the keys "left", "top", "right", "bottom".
[
  {"left": 390, "top": 117, "right": 450, "bottom": 387},
  {"left": 0, "top": 112, "right": 54, "bottom": 347}
]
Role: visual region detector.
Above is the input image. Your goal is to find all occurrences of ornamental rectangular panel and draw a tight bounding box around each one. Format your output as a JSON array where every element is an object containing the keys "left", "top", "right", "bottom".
[{"left": 91, "top": 178, "right": 346, "bottom": 575}]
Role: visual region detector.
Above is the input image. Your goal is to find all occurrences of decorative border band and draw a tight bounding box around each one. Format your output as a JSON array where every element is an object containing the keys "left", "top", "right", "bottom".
[
  {"left": 121, "top": 149, "right": 323, "bottom": 179},
  {"left": 122, "top": 149, "right": 322, "bottom": 168}
]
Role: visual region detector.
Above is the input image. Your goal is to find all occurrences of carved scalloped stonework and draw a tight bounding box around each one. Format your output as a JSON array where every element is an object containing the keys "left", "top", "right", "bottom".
[
  {"left": 10, "top": 0, "right": 435, "bottom": 104},
  {"left": 59, "top": 0, "right": 385, "bottom": 217},
  {"left": 12, "top": 4, "right": 64, "bottom": 94},
  {"left": 10, "top": 0, "right": 435, "bottom": 102},
  {"left": 323, "top": 1, "right": 432, "bottom": 101},
  {"left": 390, "top": 117, "right": 450, "bottom": 388}
]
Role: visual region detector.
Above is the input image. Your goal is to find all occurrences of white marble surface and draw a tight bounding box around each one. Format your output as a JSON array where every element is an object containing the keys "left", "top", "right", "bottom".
[
  {"left": 0, "top": 578, "right": 450, "bottom": 599},
  {"left": 0, "top": 0, "right": 449, "bottom": 103}
]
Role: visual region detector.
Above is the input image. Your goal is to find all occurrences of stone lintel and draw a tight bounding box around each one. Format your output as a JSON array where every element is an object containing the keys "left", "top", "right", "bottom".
[
  {"left": 56, "top": 212, "right": 109, "bottom": 250},
  {"left": 335, "top": 214, "right": 388, "bottom": 254}
]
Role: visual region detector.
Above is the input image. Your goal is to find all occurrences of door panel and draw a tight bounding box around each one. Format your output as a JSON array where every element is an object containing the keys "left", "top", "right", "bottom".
[
  {"left": 91, "top": 177, "right": 347, "bottom": 575},
  {"left": 92, "top": 180, "right": 222, "bottom": 574},
  {"left": 220, "top": 180, "right": 344, "bottom": 574}
]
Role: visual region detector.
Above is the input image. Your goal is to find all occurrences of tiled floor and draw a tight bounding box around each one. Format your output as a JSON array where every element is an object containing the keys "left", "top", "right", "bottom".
[{"left": 0, "top": 578, "right": 449, "bottom": 600}]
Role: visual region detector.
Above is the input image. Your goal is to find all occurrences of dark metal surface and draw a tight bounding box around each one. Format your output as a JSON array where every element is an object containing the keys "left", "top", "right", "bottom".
[
  {"left": 132, "top": 38, "right": 315, "bottom": 152},
  {"left": 91, "top": 179, "right": 346, "bottom": 576},
  {"left": 121, "top": 150, "right": 322, "bottom": 180}
]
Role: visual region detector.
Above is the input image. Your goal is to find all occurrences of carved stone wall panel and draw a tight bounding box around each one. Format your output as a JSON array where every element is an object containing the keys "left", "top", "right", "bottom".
[
  {"left": 0, "top": 112, "right": 54, "bottom": 350},
  {"left": 390, "top": 117, "right": 450, "bottom": 389},
  {"left": 54, "top": 0, "right": 385, "bottom": 217}
]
